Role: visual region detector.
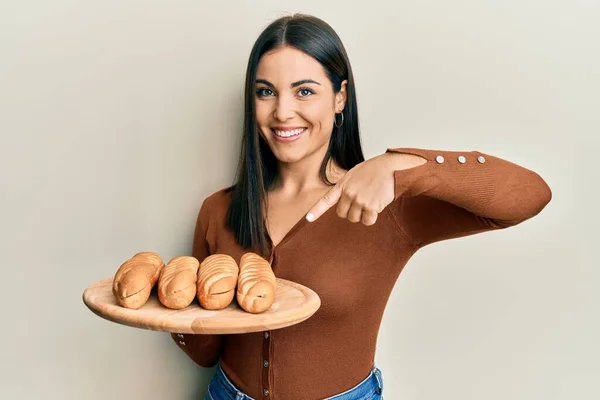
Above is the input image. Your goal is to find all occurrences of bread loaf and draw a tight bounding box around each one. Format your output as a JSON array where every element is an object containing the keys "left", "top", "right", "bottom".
[
  {"left": 236, "top": 252, "right": 276, "bottom": 314},
  {"left": 157, "top": 256, "right": 200, "bottom": 309},
  {"left": 197, "top": 254, "right": 239, "bottom": 310},
  {"left": 113, "top": 252, "right": 164, "bottom": 309}
]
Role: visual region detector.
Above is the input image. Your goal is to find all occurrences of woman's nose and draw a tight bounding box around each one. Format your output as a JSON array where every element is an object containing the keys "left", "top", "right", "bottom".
[{"left": 273, "top": 96, "right": 295, "bottom": 121}]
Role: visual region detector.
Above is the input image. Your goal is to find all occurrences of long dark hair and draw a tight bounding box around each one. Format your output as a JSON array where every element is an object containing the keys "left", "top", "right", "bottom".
[{"left": 225, "top": 13, "right": 365, "bottom": 257}]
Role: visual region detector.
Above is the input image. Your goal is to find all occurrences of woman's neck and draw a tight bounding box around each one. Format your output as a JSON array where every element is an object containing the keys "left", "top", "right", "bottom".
[{"left": 271, "top": 155, "right": 346, "bottom": 196}]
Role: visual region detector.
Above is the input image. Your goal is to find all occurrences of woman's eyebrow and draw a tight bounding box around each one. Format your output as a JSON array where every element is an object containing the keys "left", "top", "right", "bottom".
[
  {"left": 255, "top": 79, "right": 321, "bottom": 88},
  {"left": 291, "top": 79, "right": 321, "bottom": 87}
]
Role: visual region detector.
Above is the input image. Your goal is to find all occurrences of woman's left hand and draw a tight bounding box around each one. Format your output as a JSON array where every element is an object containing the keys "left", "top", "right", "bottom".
[{"left": 306, "top": 152, "right": 425, "bottom": 226}]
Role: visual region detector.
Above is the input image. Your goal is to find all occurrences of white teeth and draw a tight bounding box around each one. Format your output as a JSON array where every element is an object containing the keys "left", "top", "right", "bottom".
[{"left": 274, "top": 128, "right": 305, "bottom": 137}]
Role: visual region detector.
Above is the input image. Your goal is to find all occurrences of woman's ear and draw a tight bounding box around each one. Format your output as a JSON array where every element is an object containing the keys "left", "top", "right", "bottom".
[{"left": 335, "top": 80, "right": 348, "bottom": 113}]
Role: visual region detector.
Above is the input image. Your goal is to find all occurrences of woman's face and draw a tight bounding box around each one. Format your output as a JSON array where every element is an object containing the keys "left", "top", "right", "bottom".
[{"left": 254, "top": 46, "right": 347, "bottom": 165}]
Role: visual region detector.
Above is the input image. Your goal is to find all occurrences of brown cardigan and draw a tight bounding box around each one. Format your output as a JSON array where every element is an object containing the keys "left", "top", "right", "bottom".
[{"left": 171, "top": 147, "right": 552, "bottom": 400}]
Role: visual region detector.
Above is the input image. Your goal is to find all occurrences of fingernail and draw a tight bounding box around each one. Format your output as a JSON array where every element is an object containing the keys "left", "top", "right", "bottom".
[{"left": 306, "top": 213, "right": 314, "bottom": 222}]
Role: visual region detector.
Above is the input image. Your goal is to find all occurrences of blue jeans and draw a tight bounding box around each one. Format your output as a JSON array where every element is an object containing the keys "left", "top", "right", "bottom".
[{"left": 203, "top": 363, "right": 384, "bottom": 400}]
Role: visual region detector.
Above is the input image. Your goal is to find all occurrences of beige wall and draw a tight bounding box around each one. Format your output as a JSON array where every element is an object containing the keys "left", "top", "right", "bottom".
[{"left": 1, "top": 1, "right": 597, "bottom": 399}]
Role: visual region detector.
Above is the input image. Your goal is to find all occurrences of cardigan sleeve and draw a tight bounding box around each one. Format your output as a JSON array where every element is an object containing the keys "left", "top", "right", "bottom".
[
  {"left": 385, "top": 147, "right": 552, "bottom": 248},
  {"left": 170, "top": 198, "right": 225, "bottom": 368}
]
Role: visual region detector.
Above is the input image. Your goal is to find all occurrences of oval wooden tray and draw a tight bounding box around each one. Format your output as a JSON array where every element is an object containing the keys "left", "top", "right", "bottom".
[{"left": 82, "top": 277, "right": 321, "bottom": 334}]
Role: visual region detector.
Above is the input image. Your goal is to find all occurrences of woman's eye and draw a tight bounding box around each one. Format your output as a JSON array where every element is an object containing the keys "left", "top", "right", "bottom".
[
  {"left": 298, "top": 88, "right": 314, "bottom": 97},
  {"left": 256, "top": 88, "right": 274, "bottom": 97}
]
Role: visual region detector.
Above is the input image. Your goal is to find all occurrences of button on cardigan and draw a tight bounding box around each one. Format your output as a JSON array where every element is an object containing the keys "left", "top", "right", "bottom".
[{"left": 171, "top": 147, "right": 552, "bottom": 400}]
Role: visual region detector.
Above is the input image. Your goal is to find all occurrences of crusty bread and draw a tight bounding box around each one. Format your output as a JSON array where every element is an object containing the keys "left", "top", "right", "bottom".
[
  {"left": 112, "top": 252, "right": 164, "bottom": 309},
  {"left": 157, "top": 256, "right": 200, "bottom": 309},
  {"left": 197, "top": 254, "right": 239, "bottom": 310},
  {"left": 236, "top": 252, "right": 276, "bottom": 314}
]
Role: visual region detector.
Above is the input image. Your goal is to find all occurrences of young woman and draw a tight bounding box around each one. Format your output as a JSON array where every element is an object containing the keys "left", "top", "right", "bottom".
[{"left": 172, "top": 13, "right": 552, "bottom": 400}]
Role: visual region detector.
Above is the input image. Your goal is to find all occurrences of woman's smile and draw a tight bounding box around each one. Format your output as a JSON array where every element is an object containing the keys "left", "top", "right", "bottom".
[{"left": 272, "top": 126, "right": 308, "bottom": 142}]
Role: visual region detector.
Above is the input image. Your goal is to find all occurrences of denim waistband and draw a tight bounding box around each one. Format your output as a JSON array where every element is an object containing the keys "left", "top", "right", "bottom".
[
  {"left": 207, "top": 363, "right": 383, "bottom": 400},
  {"left": 323, "top": 366, "right": 383, "bottom": 400},
  {"left": 208, "top": 363, "right": 252, "bottom": 400}
]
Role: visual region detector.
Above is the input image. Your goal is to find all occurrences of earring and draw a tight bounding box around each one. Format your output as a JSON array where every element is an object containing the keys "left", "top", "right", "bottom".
[{"left": 334, "top": 112, "right": 344, "bottom": 128}]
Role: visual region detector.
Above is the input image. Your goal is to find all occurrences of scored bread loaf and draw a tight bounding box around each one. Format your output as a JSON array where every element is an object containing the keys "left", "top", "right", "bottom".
[
  {"left": 157, "top": 256, "right": 200, "bottom": 309},
  {"left": 236, "top": 252, "right": 276, "bottom": 314},
  {"left": 197, "top": 254, "right": 239, "bottom": 310},
  {"left": 112, "top": 252, "right": 164, "bottom": 309}
]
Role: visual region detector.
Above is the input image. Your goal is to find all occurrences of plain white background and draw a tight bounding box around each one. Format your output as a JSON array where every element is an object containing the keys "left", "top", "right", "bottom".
[{"left": 1, "top": 1, "right": 597, "bottom": 399}]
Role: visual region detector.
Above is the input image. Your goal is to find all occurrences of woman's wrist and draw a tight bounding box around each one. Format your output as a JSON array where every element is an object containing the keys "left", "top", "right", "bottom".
[{"left": 381, "top": 151, "right": 427, "bottom": 172}]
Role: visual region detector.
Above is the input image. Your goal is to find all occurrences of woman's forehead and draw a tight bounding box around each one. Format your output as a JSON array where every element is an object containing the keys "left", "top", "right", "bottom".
[{"left": 256, "top": 47, "right": 328, "bottom": 85}]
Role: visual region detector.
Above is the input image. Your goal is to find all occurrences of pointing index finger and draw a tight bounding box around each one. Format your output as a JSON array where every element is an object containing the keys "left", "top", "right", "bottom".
[{"left": 306, "top": 185, "right": 341, "bottom": 222}]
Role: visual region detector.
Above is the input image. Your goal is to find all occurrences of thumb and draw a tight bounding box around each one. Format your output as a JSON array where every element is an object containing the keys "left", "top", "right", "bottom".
[{"left": 306, "top": 184, "right": 342, "bottom": 222}]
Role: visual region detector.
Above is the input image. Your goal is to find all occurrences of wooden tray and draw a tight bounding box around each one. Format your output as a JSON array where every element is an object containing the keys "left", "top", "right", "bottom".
[{"left": 82, "top": 277, "right": 321, "bottom": 334}]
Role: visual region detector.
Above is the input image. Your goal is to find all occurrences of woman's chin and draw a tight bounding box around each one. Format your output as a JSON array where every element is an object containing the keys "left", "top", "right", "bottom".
[
  {"left": 274, "top": 154, "right": 301, "bottom": 164},
  {"left": 271, "top": 148, "right": 306, "bottom": 164}
]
